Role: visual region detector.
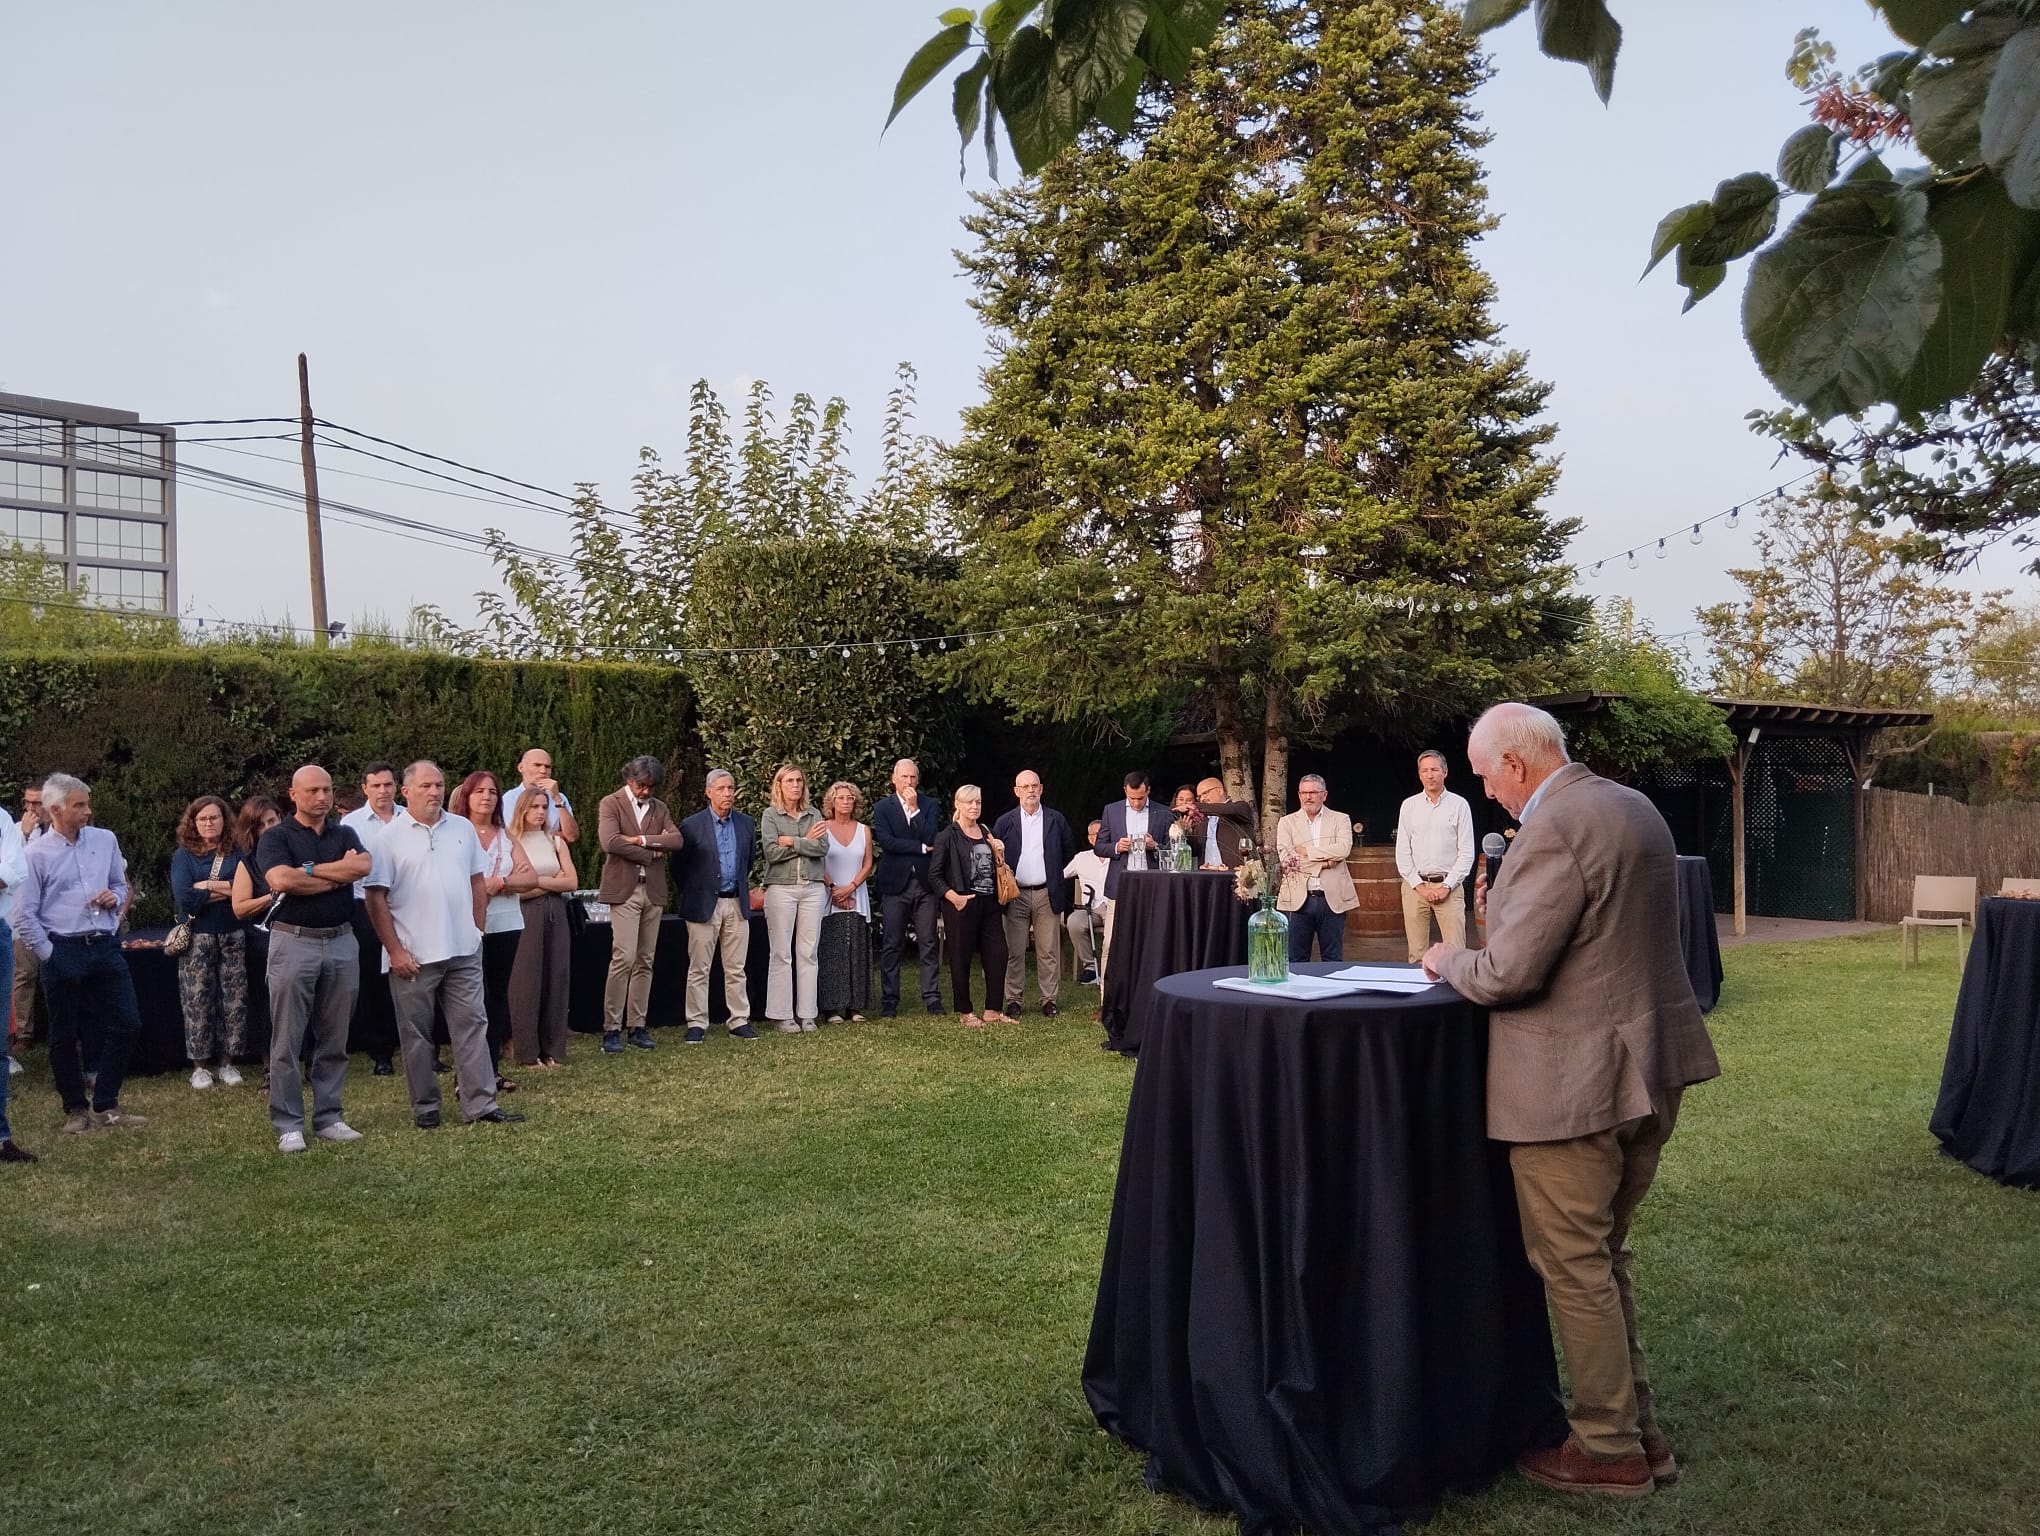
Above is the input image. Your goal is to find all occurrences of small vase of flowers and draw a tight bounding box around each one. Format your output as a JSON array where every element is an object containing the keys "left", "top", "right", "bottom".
[{"left": 1234, "top": 839, "right": 1298, "bottom": 983}]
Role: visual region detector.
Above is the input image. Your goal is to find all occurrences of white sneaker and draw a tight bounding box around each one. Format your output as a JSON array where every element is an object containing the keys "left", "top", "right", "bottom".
[
  {"left": 190, "top": 1066, "right": 215, "bottom": 1090},
  {"left": 5, "top": 1054, "right": 20, "bottom": 1076},
  {"left": 216, "top": 1063, "right": 243, "bottom": 1086},
  {"left": 277, "top": 1130, "right": 307, "bottom": 1154},
  {"left": 315, "top": 1121, "right": 363, "bottom": 1143}
]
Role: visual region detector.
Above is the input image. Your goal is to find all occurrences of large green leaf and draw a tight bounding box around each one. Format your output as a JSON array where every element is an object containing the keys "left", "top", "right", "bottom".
[
  {"left": 1910, "top": 50, "right": 1999, "bottom": 168},
  {"left": 1676, "top": 244, "right": 1727, "bottom": 313},
  {"left": 1533, "top": 0, "right": 1622, "bottom": 104},
  {"left": 1875, "top": 0, "right": 1970, "bottom": 49},
  {"left": 887, "top": 23, "right": 974, "bottom": 131},
  {"left": 1980, "top": 27, "right": 2040, "bottom": 208},
  {"left": 1462, "top": 0, "right": 1533, "bottom": 31},
  {"left": 992, "top": 25, "right": 1067, "bottom": 173},
  {"left": 981, "top": 0, "right": 1036, "bottom": 48},
  {"left": 1135, "top": 0, "right": 1224, "bottom": 81},
  {"left": 1778, "top": 125, "right": 1840, "bottom": 194},
  {"left": 954, "top": 54, "right": 992, "bottom": 148},
  {"left": 1093, "top": 58, "right": 1143, "bottom": 135},
  {"left": 1895, "top": 177, "right": 2040, "bottom": 412},
  {"left": 938, "top": 7, "right": 977, "bottom": 24},
  {"left": 1687, "top": 172, "right": 1780, "bottom": 266},
  {"left": 1643, "top": 200, "right": 1714, "bottom": 277},
  {"left": 1050, "top": 0, "right": 1150, "bottom": 127},
  {"left": 1743, "top": 178, "right": 1943, "bottom": 419}
]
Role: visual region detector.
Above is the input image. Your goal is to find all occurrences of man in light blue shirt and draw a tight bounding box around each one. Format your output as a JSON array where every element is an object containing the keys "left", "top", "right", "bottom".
[{"left": 14, "top": 774, "right": 149, "bottom": 1134}]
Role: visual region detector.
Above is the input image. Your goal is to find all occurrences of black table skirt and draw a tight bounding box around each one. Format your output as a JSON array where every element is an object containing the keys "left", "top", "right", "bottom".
[
  {"left": 1099, "top": 871, "right": 1248, "bottom": 1053},
  {"left": 1675, "top": 855, "right": 1724, "bottom": 1013},
  {"left": 113, "top": 910, "right": 775, "bottom": 1074},
  {"left": 1931, "top": 897, "right": 2040, "bottom": 1187},
  {"left": 1084, "top": 965, "right": 1564, "bottom": 1536}
]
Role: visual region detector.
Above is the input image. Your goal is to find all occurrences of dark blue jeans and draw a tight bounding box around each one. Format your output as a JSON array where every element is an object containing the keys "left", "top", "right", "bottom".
[
  {"left": 1287, "top": 891, "right": 1345, "bottom": 963},
  {"left": 43, "top": 934, "right": 142, "bottom": 1113}
]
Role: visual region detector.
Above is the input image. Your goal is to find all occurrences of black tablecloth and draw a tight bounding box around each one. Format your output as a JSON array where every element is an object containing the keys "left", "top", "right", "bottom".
[
  {"left": 1931, "top": 897, "right": 2040, "bottom": 1188},
  {"left": 1099, "top": 872, "right": 1248, "bottom": 1054},
  {"left": 1675, "top": 855, "right": 1724, "bottom": 1013},
  {"left": 1084, "top": 965, "right": 1564, "bottom": 1536},
  {"left": 567, "top": 911, "right": 770, "bottom": 1034}
]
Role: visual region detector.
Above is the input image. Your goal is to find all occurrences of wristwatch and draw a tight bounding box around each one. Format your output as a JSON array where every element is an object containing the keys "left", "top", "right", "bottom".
[{"left": 302, "top": 861, "right": 317, "bottom": 875}]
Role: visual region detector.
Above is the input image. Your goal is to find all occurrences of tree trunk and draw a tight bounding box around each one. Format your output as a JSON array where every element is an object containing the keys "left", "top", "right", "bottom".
[
  {"left": 1214, "top": 674, "right": 1255, "bottom": 807},
  {"left": 1258, "top": 679, "right": 1291, "bottom": 848}
]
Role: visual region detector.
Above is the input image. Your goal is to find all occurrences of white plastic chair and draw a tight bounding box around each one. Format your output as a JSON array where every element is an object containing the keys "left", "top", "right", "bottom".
[{"left": 1900, "top": 876, "right": 1977, "bottom": 969}]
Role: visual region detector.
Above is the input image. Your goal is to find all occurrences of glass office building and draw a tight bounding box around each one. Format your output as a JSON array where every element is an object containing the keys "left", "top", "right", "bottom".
[{"left": 0, "top": 390, "right": 177, "bottom": 612}]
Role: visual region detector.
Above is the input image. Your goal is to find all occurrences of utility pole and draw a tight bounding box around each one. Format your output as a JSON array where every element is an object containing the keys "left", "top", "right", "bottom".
[{"left": 298, "top": 352, "right": 331, "bottom": 646}]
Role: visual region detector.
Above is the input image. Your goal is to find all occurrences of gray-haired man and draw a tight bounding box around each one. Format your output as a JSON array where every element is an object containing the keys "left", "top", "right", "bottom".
[{"left": 677, "top": 770, "right": 759, "bottom": 1042}]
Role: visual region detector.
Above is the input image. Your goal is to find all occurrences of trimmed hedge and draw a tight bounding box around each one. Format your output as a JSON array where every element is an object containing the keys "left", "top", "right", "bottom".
[{"left": 0, "top": 650, "right": 699, "bottom": 924}]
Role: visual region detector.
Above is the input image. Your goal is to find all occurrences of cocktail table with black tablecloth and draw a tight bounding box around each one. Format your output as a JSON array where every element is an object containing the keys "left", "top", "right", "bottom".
[
  {"left": 1931, "top": 896, "right": 2040, "bottom": 1188},
  {"left": 1675, "top": 855, "right": 1724, "bottom": 1013},
  {"left": 1098, "top": 871, "right": 1248, "bottom": 1054},
  {"left": 1084, "top": 963, "right": 1564, "bottom": 1536}
]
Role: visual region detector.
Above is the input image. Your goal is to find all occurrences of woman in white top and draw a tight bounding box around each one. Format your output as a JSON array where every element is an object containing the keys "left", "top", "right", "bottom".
[
  {"left": 453, "top": 770, "right": 536, "bottom": 1092},
  {"left": 817, "top": 781, "right": 874, "bottom": 1024},
  {"left": 507, "top": 786, "right": 579, "bottom": 1067}
]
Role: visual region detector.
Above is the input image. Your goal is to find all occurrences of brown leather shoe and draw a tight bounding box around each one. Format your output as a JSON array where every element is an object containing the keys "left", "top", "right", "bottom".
[
  {"left": 1641, "top": 1428, "right": 1679, "bottom": 1484},
  {"left": 1517, "top": 1436, "right": 1653, "bottom": 1499}
]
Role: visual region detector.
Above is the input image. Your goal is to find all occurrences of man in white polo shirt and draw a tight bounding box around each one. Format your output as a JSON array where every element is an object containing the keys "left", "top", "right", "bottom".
[
  {"left": 364, "top": 761, "right": 522, "bottom": 1130},
  {"left": 1395, "top": 749, "right": 1475, "bottom": 962}
]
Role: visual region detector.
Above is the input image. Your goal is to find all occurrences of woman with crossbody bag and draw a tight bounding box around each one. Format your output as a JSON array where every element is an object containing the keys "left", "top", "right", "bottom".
[{"left": 171, "top": 795, "right": 253, "bottom": 1090}]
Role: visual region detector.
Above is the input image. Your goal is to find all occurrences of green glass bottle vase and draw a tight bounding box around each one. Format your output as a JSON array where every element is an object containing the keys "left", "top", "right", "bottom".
[{"left": 1247, "top": 896, "right": 1290, "bottom": 983}]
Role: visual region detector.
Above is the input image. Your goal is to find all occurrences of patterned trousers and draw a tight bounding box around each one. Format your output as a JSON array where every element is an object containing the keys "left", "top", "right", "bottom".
[{"left": 177, "top": 929, "right": 252, "bottom": 1063}]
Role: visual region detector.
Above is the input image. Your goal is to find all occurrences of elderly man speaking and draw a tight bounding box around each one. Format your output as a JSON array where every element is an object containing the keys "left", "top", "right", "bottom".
[{"left": 1423, "top": 703, "right": 1719, "bottom": 1501}]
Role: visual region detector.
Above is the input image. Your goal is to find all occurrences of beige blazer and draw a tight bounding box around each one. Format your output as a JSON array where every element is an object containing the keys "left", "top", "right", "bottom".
[
  {"left": 1275, "top": 808, "right": 1357, "bottom": 914},
  {"left": 1433, "top": 762, "right": 1719, "bottom": 1143}
]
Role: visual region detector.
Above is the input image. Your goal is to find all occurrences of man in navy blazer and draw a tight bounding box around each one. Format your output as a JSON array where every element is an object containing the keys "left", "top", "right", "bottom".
[
  {"left": 992, "top": 769, "right": 1080, "bottom": 1017},
  {"left": 675, "top": 769, "right": 759, "bottom": 1042},
  {"left": 872, "top": 758, "right": 943, "bottom": 1018},
  {"left": 1093, "top": 770, "right": 1165, "bottom": 988}
]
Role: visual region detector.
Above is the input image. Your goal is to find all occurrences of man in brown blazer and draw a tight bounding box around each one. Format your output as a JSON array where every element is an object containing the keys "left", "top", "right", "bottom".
[
  {"left": 1185, "top": 777, "right": 1258, "bottom": 869},
  {"left": 595, "top": 756, "right": 683, "bottom": 1053},
  {"left": 1424, "top": 702, "right": 1720, "bottom": 1501}
]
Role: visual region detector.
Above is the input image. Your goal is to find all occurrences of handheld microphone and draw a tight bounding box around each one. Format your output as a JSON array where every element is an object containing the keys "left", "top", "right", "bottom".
[{"left": 1481, "top": 832, "right": 1507, "bottom": 890}]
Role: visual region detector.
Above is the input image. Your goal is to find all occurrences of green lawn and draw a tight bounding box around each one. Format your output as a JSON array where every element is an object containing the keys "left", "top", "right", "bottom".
[{"left": 2, "top": 936, "right": 2034, "bottom": 1536}]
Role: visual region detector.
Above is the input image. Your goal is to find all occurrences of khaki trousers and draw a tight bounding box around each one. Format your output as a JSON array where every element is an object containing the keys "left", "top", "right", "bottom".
[
  {"left": 1400, "top": 880, "right": 1466, "bottom": 961},
  {"left": 686, "top": 896, "right": 751, "bottom": 1028},
  {"left": 1001, "top": 887, "right": 1060, "bottom": 1008},
  {"left": 1507, "top": 1090, "right": 1684, "bottom": 1459},
  {"left": 603, "top": 889, "right": 662, "bottom": 1034},
  {"left": 11, "top": 934, "right": 46, "bottom": 1043}
]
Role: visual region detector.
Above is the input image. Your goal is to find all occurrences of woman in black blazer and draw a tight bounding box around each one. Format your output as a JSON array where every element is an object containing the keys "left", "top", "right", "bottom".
[{"left": 927, "top": 785, "right": 1011, "bottom": 1027}]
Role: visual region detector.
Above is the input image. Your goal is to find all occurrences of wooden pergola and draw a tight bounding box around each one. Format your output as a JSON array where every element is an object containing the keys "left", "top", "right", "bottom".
[{"left": 1533, "top": 693, "right": 1934, "bottom": 933}]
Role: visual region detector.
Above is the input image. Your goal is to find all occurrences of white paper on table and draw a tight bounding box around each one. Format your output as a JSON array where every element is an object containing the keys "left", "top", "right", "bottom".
[
  {"left": 1211, "top": 974, "right": 1369, "bottom": 1001},
  {"left": 1329, "top": 964, "right": 1429, "bottom": 983}
]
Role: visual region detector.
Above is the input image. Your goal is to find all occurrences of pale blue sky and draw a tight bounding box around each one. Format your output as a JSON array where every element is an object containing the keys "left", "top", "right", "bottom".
[{"left": 1, "top": 2, "right": 2019, "bottom": 655}]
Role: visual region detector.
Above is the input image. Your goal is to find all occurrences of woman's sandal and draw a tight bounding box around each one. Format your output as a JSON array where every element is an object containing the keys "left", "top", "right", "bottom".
[{"left": 962, "top": 1013, "right": 985, "bottom": 1028}]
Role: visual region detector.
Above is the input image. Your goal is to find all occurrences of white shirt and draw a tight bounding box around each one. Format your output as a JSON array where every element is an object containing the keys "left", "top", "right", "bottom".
[
  {"left": 1395, "top": 789, "right": 1475, "bottom": 891},
  {"left": 1125, "top": 804, "right": 1151, "bottom": 872},
  {"left": 364, "top": 808, "right": 488, "bottom": 968},
  {"left": 0, "top": 807, "right": 25, "bottom": 925},
  {"left": 341, "top": 803, "right": 398, "bottom": 900},
  {"left": 477, "top": 826, "right": 525, "bottom": 935},
  {"left": 501, "top": 784, "right": 573, "bottom": 836},
  {"left": 1203, "top": 813, "right": 1223, "bottom": 867},
  {"left": 1063, "top": 848, "right": 1109, "bottom": 912},
  {"left": 1301, "top": 810, "right": 1327, "bottom": 890},
  {"left": 1014, "top": 807, "right": 1046, "bottom": 886}
]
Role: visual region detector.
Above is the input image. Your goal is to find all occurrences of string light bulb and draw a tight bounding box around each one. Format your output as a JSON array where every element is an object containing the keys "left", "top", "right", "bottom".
[
  {"left": 1689, "top": 523, "right": 1704, "bottom": 545},
  {"left": 1655, "top": 539, "right": 1668, "bottom": 560},
  {"left": 1727, "top": 508, "right": 1740, "bottom": 529},
  {"left": 1626, "top": 550, "right": 1640, "bottom": 570}
]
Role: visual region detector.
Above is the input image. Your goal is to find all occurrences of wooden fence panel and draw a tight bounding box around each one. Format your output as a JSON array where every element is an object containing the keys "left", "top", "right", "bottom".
[{"left": 1862, "top": 789, "right": 2040, "bottom": 922}]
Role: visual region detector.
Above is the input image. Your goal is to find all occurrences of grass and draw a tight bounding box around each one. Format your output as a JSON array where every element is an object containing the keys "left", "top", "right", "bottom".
[{"left": 1, "top": 936, "right": 2035, "bottom": 1536}]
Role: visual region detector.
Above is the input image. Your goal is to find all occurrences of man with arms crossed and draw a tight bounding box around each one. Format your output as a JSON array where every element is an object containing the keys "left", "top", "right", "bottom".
[
  {"left": 1396, "top": 748, "right": 1474, "bottom": 963},
  {"left": 594, "top": 756, "right": 684, "bottom": 1052},
  {"left": 1275, "top": 775, "right": 1357, "bottom": 962},
  {"left": 1423, "top": 703, "right": 1719, "bottom": 1499},
  {"left": 258, "top": 765, "right": 372, "bottom": 1153},
  {"left": 366, "top": 761, "right": 521, "bottom": 1128}
]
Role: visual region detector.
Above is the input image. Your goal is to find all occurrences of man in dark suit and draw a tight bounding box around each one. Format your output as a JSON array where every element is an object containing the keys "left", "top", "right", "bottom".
[
  {"left": 1425, "top": 703, "right": 1720, "bottom": 1501},
  {"left": 1185, "top": 776, "right": 1258, "bottom": 868},
  {"left": 992, "top": 769, "right": 1079, "bottom": 1017},
  {"left": 1093, "top": 770, "right": 1164, "bottom": 979},
  {"left": 594, "top": 756, "right": 684, "bottom": 1053},
  {"left": 675, "top": 768, "right": 759, "bottom": 1044},
  {"left": 872, "top": 758, "right": 943, "bottom": 1018}
]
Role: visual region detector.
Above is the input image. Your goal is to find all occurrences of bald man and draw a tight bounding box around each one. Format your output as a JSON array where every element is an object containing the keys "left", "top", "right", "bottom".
[
  {"left": 1424, "top": 703, "right": 1719, "bottom": 1500},
  {"left": 502, "top": 747, "right": 580, "bottom": 844},
  {"left": 257, "top": 765, "right": 373, "bottom": 1153}
]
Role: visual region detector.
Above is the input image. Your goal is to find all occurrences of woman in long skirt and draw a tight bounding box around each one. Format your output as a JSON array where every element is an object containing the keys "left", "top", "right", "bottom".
[{"left": 817, "top": 781, "right": 873, "bottom": 1024}]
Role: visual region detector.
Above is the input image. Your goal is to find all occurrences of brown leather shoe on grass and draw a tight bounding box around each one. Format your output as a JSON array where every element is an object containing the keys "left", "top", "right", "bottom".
[
  {"left": 1641, "top": 1428, "right": 1679, "bottom": 1484},
  {"left": 1516, "top": 1436, "right": 1653, "bottom": 1499}
]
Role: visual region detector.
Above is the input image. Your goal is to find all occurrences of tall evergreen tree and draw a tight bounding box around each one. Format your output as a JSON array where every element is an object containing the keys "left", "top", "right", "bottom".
[{"left": 946, "top": 0, "right": 1580, "bottom": 834}]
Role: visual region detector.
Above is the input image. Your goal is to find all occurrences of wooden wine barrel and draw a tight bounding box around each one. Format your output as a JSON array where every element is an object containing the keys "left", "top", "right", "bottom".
[{"left": 1345, "top": 844, "right": 1404, "bottom": 943}]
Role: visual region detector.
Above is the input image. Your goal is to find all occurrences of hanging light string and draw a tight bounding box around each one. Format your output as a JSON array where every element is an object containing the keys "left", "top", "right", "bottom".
[{"left": 1577, "top": 471, "right": 1820, "bottom": 578}]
